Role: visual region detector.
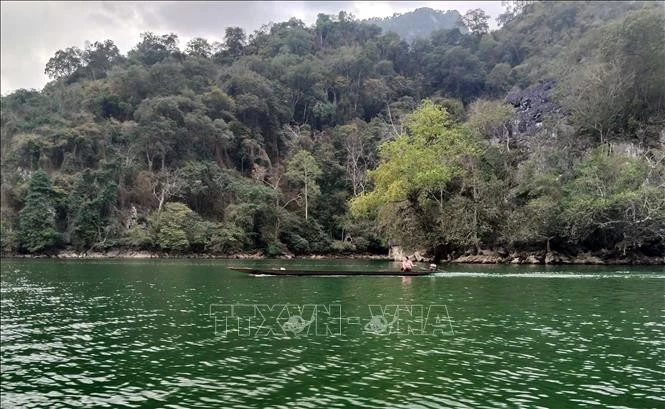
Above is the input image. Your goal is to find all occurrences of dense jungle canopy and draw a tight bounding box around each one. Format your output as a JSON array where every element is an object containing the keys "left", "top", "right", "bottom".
[{"left": 1, "top": 1, "right": 664, "bottom": 260}]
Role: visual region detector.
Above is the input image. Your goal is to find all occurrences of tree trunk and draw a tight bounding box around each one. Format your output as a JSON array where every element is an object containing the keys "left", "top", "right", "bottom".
[
  {"left": 472, "top": 164, "right": 480, "bottom": 253},
  {"left": 157, "top": 190, "right": 165, "bottom": 213},
  {"left": 304, "top": 180, "right": 308, "bottom": 220}
]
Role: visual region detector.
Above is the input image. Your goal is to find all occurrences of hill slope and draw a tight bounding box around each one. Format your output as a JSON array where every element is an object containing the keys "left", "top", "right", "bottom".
[{"left": 1, "top": 2, "right": 663, "bottom": 261}]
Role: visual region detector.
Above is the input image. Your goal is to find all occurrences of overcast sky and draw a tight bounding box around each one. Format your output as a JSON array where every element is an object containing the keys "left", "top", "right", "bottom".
[{"left": 0, "top": 1, "right": 505, "bottom": 95}]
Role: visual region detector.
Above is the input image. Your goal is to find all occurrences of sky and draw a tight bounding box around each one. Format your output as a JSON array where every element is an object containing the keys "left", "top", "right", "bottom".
[{"left": 0, "top": 1, "right": 505, "bottom": 95}]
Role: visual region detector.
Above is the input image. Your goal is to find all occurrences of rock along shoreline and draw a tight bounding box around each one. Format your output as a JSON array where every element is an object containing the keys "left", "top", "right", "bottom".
[{"left": 2, "top": 249, "right": 663, "bottom": 265}]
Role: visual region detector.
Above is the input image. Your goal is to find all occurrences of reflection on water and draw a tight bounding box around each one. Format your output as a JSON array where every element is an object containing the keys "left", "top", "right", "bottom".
[{"left": 1, "top": 259, "right": 664, "bottom": 408}]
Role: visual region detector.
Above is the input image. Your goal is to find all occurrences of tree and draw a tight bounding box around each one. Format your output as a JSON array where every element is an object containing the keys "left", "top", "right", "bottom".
[
  {"left": 340, "top": 121, "right": 369, "bottom": 196},
  {"left": 150, "top": 202, "right": 198, "bottom": 253},
  {"left": 68, "top": 169, "right": 118, "bottom": 252},
  {"left": 503, "top": 0, "right": 535, "bottom": 15},
  {"left": 600, "top": 9, "right": 665, "bottom": 141},
  {"left": 202, "top": 87, "right": 236, "bottom": 121},
  {"left": 462, "top": 9, "right": 490, "bottom": 37},
  {"left": 18, "top": 170, "right": 59, "bottom": 253},
  {"left": 44, "top": 47, "right": 83, "bottom": 79},
  {"left": 486, "top": 63, "right": 512, "bottom": 96},
  {"left": 315, "top": 13, "right": 334, "bottom": 49},
  {"left": 504, "top": 157, "right": 566, "bottom": 252},
  {"left": 223, "top": 180, "right": 278, "bottom": 251},
  {"left": 179, "top": 161, "right": 233, "bottom": 217},
  {"left": 152, "top": 168, "right": 186, "bottom": 213},
  {"left": 351, "top": 100, "right": 480, "bottom": 249},
  {"left": 467, "top": 99, "right": 514, "bottom": 151},
  {"left": 498, "top": 1, "right": 535, "bottom": 26},
  {"left": 224, "top": 27, "right": 246, "bottom": 59},
  {"left": 130, "top": 32, "right": 180, "bottom": 65},
  {"left": 3, "top": 1, "right": 664, "bottom": 260},
  {"left": 562, "top": 148, "right": 665, "bottom": 254},
  {"left": 426, "top": 46, "right": 486, "bottom": 102},
  {"left": 133, "top": 95, "right": 203, "bottom": 170},
  {"left": 558, "top": 61, "right": 632, "bottom": 144},
  {"left": 185, "top": 37, "right": 213, "bottom": 58},
  {"left": 82, "top": 40, "right": 121, "bottom": 80},
  {"left": 286, "top": 150, "right": 322, "bottom": 220}
]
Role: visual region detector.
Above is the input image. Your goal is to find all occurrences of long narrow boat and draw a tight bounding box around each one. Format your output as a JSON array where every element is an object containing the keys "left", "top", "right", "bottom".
[{"left": 229, "top": 267, "right": 432, "bottom": 276}]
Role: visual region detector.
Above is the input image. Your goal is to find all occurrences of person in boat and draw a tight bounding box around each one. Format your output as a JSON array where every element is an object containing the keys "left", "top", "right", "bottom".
[{"left": 401, "top": 256, "right": 414, "bottom": 272}]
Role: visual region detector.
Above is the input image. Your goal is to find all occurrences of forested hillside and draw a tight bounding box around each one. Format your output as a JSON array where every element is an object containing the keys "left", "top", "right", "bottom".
[{"left": 1, "top": 1, "right": 664, "bottom": 261}]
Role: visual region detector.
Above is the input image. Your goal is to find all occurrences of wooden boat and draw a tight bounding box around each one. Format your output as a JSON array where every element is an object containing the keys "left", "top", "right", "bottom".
[{"left": 229, "top": 267, "right": 432, "bottom": 276}]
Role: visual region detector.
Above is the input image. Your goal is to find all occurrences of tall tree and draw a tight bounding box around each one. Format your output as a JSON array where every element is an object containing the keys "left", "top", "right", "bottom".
[
  {"left": 82, "top": 39, "right": 121, "bottom": 80},
  {"left": 462, "top": 9, "right": 490, "bottom": 37},
  {"left": 185, "top": 37, "right": 213, "bottom": 58},
  {"left": 152, "top": 168, "right": 186, "bottom": 213},
  {"left": 224, "top": 27, "right": 246, "bottom": 59},
  {"left": 44, "top": 47, "right": 83, "bottom": 79},
  {"left": 286, "top": 150, "right": 322, "bottom": 220}
]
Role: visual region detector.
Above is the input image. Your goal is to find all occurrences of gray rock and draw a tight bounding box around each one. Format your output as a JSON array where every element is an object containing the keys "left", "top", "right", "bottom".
[{"left": 505, "top": 79, "right": 565, "bottom": 145}]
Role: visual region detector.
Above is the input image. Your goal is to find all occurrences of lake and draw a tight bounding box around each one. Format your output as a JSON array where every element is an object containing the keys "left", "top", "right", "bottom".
[{"left": 1, "top": 259, "right": 663, "bottom": 408}]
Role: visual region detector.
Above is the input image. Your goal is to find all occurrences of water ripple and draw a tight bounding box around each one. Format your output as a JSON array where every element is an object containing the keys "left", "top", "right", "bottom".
[{"left": 1, "top": 262, "right": 663, "bottom": 408}]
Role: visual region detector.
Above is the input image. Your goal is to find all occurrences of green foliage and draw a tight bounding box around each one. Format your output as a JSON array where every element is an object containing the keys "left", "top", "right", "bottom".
[
  {"left": 150, "top": 202, "right": 202, "bottom": 253},
  {"left": 352, "top": 100, "right": 477, "bottom": 211},
  {"left": 351, "top": 100, "right": 480, "bottom": 249},
  {"left": 462, "top": 9, "right": 490, "bottom": 37},
  {"left": 179, "top": 161, "right": 232, "bottom": 217},
  {"left": 330, "top": 240, "right": 356, "bottom": 254},
  {"left": 185, "top": 38, "right": 213, "bottom": 58},
  {"left": 82, "top": 40, "right": 122, "bottom": 80},
  {"left": 129, "top": 32, "right": 181, "bottom": 66},
  {"left": 44, "top": 47, "right": 83, "bottom": 79},
  {"left": 467, "top": 99, "right": 514, "bottom": 149},
  {"left": 223, "top": 179, "right": 278, "bottom": 251},
  {"left": 123, "top": 224, "right": 153, "bottom": 250},
  {"left": 286, "top": 150, "right": 322, "bottom": 220},
  {"left": 553, "top": 8, "right": 664, "bottom": 146},
  {"left": 208, "top": 223, "right": 248, "bottom": 254},
  {"left": 340, "top": 214, "right": 387, "bottom": 254},
  {"left": 486, "top": 63, "right": 512, "bottom": 96},
  {"left": 426, "top": 46, "right": 486, "bottom": 102},
  {"left": 279, "top": 214, "right": 331, "bottom": 255},
  {"left": 561, "top": 149, "right": 665, "bottom": 252},
  {"left": 223, "top": 27, "right": 246, "bottom": 59},
  {"left": 68, "top": 169, "right": 118, "bottom": 252},
  {"left": 18, "top": 170, "right": 59, "bottom": 253},
  {"left": 2, "top": 3, "right": 663, "bottom": 259}
]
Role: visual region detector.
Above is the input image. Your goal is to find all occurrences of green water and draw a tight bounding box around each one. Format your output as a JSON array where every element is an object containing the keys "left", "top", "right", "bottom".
[{"left": 1, "top": 259, "right": 663, "bottom": 408}]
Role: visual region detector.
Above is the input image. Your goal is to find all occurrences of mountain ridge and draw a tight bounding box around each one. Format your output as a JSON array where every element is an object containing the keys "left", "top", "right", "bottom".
[{"left": 364, "top": 7, "right": 467, "bottom": 43}]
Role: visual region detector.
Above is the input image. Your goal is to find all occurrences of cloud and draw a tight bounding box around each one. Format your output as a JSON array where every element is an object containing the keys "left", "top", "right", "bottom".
[
  {"left": 1, "top": 1, "right": 504, "bottom": 95},
  {"left": 1, "top": 1, "right": 148, "bottom": 94}
]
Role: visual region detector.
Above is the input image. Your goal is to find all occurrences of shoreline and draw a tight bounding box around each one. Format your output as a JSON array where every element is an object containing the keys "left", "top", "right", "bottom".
[{"left": 2, "top": 249, "right": 663, "bottom": 265}]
